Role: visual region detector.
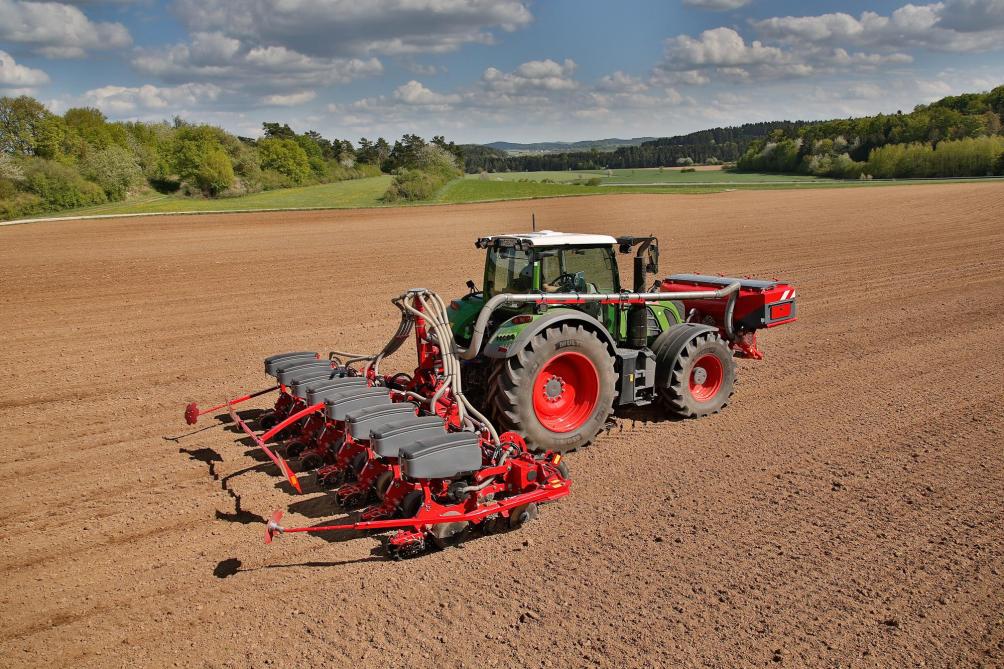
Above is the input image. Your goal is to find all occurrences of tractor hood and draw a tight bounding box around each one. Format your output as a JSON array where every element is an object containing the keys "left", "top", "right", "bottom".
[{"left": 447, "top": 293, "right": 485, "bottom": 344}]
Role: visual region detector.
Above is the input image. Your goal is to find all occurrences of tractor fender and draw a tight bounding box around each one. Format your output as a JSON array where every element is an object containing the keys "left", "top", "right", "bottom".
[
  {"left": 482, "top": 309, "right": 618, "bottom": 359},
  {"left": 651, "top": 322, "right": 719, "bottom": 387}
]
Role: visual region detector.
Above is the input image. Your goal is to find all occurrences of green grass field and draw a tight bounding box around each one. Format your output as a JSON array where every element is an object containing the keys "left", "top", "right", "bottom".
[
  {"left": 467, "top": 167, "right": 832, "bottom": 185},
  {"left": 436, "top": 171, "right": 1001, "bottom": 203},
  {"left": 13, "top": 170, "right": 1002, "bottom": 222},
  {"left": 22, "top": 175, "right": 393, "bottom": 219}
]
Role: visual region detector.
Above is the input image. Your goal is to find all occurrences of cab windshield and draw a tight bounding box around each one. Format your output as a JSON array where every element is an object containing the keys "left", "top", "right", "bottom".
[{"left": 484, "top": 244, "right": 618, "bottom": 296}]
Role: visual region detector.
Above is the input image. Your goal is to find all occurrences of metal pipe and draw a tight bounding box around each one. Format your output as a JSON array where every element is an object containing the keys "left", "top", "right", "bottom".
[
  {"left": 457, "top": 476, "right": 498, "bottom": 495},
  {"left": 723, "top": 289, "right": 738, "bottom": 341},
  {"left": 459, "top": 281, "right": 742, "bottom": 360}
]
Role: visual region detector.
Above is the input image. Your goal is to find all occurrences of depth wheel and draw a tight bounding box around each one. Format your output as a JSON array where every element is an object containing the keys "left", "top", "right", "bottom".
[
  {"left": 284, "top": 440, "right": 306, "bottom": 459},
  {"left": 488, "top": 324, "right": 616, "bottom": 453},
  {"left": 258, "top": 412, "right": 278, "bottom": 431},
  {"left": 429, "top": 511, "right": 469, "bottom": 549},
  {"left": 299, "top": 452, "right": 323, "bottom": 471},
  {"left": 374, "top": 471, "right": 394, "bottom": 501},
  {"left": 509, "top": 502, "right": 539, "bottom": 529},
  {"left": 396, "top": 491, "right": 424, "bottom": 519}
]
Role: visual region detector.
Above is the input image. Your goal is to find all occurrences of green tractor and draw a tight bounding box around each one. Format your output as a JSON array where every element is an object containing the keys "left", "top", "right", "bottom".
[{"left": 447, "top": 230, "right": 798, "bottom": 452}]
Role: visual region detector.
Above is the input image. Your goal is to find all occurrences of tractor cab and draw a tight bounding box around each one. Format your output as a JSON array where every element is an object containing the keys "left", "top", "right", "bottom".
[
  {"left": 450, "top": 230, "right": 668, "bottom": 347},
  {"left": 477, "top": 231, "right": 622, "bottom": 297}
]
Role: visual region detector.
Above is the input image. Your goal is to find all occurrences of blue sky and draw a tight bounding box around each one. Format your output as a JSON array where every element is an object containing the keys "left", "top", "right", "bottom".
[{"left": 1, "top": 0, "right": 1002, "bottom": 143}]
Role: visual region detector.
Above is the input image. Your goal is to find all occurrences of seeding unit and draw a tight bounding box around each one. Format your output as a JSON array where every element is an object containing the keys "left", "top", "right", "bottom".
[{"left": 185, "top": 231, "right": 796, "bottom": 558}]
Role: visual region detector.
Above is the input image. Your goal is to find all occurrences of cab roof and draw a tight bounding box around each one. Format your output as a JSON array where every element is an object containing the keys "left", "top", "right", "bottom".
[{"left": 476, "top": 230, "right": 618, "bottom": 249}]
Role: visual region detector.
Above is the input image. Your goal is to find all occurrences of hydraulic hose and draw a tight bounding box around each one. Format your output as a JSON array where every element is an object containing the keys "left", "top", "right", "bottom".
[{"left": 396, "top": 289, "right": 501, "bottom": 444}]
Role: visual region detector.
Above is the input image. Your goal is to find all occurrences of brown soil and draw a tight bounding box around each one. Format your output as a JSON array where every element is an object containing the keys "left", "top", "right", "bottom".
[{"left": 2, "top": 184, "right": 1003, "bottom": 668}]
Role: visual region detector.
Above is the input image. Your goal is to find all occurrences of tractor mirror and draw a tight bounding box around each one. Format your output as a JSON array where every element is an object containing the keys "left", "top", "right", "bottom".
[
  {"left": 646, "top": 245, "right": 659, "bottom": 274},
  {"left": 466, "top": 279, "right": 477, "bottom": 293}
]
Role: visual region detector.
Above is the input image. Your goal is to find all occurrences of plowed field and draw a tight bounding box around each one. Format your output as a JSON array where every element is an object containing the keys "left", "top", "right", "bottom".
[{"left": 2, "top": 184, "right": 1002, "bottom": 668}]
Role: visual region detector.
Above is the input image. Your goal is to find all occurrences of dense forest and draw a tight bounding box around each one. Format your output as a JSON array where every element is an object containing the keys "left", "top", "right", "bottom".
[
  {"left": 485, "top": 137, "right": 656, "bottom": 153},
  {"left": 737, "top": 85, "right": 1004, "bottom": 179},
  {"left": 461, "top": 121, "right": 816, "bottom": 172},
  {"left": 0, "top": 96, "right": 463, "bottom": 219}
]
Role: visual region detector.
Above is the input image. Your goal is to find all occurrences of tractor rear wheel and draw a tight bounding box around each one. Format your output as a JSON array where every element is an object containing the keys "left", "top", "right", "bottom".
[
  {"left": 488, "top": 324, "right": 616, "bottom": 453},
  {"left": 653, "top": 325, "right": 736, "bottom": 418}
]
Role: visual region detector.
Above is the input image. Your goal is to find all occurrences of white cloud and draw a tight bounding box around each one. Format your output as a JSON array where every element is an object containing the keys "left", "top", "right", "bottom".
[
  {"left": 261, "top": 90, "right": 317, "bottom": 107},
  {"left": 172, "top": 0, "right": 532, "bottom": 58},
  {"left": 656, "top": 26, "right": 917, "bottom": 83},
  {"left": 0, "top": 0, "right": 131, "bottom": 58},
  {"left": 337, "top": 57, "right": 694, "bottom": 141},
  {"left": 664, "top": 27, "right": 787, "bottom": 68},
  {"left": 393, "top": 80, "right": 461, "bottom": 106},
  {"left": 682, "top": 0, "right": 751, "bottom": 10},
  {"left": 596, "top": 71, "right": 649, "bottom": 93},
  {"left": 482, "top": 58, "right": 578, "bottom": 93},
  {"left": 81, "top": 83, "right": 222, "bottom": 115},
  {"left": 650, "top": 69, "right": 711, "bottom": 86},
  {"left": 134, "top": 37, "right": 383, "bottom": 91},
  {"left": 244, "top": 47, "right": 383, "bottom": 83},
  {"left": 403, "top": 62, "right": 445, "bottom": 76},
  {"left": 132, "top": 32, "right": 240, "bottom": 79},
  {"left": 0, "top": 49, "right": 50, "bottom": 90},
  {"left": 658, "top": 27, "right": 821, "bottom": 81},
  {"left": 828, "top": 48, "right": 913, "bottom": 67},
  {"left": 938, "top": 0, "right": 1004, "bottom": 31},
  {"left": 753, "top": 2, "right": 1004, "bottom": 53}
]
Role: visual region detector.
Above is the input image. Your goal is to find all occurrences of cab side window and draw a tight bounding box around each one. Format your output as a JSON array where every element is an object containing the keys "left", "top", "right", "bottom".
[{"left": 485, "top": 247, "right": 532, "bottom": 295}]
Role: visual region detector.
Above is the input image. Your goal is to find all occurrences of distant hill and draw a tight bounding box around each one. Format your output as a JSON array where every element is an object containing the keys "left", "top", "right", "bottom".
[
  {"left": 463, "top": 122, "right": 815, "bottom": 172},
  {"left": 485, "top": 137, "right": 657, "bottom": 154}
]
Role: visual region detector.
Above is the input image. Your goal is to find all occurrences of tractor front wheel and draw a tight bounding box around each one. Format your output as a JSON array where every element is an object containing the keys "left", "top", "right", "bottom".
[{"left": 488, "top": 324, "right": 616, "bottom": 453}]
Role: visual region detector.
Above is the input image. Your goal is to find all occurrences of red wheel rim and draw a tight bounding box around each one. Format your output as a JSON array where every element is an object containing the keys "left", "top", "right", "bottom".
[
  {"left": 532, "top": 352, "right": 599, "bottom": 432},
  {"left": 689, "top": 353, "right": 724, "bottom": 402}
]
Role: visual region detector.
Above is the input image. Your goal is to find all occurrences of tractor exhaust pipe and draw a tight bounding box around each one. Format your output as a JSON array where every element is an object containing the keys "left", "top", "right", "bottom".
[{"left": 627, "top": 240, "right": 653, "bottom": 348}]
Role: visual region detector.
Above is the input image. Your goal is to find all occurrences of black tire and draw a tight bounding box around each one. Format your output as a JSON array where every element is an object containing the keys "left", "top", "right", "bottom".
[
  {"left": 653, "top": 325, "right": 736, "bottom": 418},
  {"left": 556, "top": 459, "right": 570, "bottom": 479},
  {"left": 284, "top": 440, "right": 306, "bottom": 459},
  {"left": 488, "top": 323, "right": 617, "bottom": 453},
  {"left": 397, "top": 490, "right": 424, "bottom": 519},
  {"left": 299, "top": 452, "right": 323, "bottom": 472},
  {"left": 664, "top": 300, "right": 686, "bottom": 328},
  {"left": 258, "top": 412, "right": 278, "bottom": 431},
  {"left": 373, "top": 471, "right": 394, "bottom": 501}
]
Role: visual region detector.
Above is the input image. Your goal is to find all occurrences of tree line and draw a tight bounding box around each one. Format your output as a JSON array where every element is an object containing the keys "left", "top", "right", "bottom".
[
  {"left": 460, "top": 121, "right": 816, "bottom": 173},
  {"left": 0, "top": 95, "right": 465, "bottom": 219},
  {"left": 736, "top": 85, "right": 1004, "bottom": 179}
]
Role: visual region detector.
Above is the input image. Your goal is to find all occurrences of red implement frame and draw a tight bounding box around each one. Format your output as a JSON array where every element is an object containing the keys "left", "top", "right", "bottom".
[
  {"left": 265, "top": 481, "right": 571, "bottom": 543},
  {"left": 185, "top": 385, "right": 279, "bottom": 425},
  {"left": 226, "top": 402, "right": 303, "bottom": 493}
]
